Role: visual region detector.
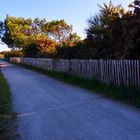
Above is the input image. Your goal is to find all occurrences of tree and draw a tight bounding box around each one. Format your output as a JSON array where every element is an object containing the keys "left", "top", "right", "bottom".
[
  {"left": 23, "top": 34, "right": 57, "bottom": 57},
  {"left": 86, "top": 1, "right": 125, "bottom": 40},
  {"left": 120, "top": 0, "right": 140, "bottom": 58},
  {"left": 43, "top": 20, "right": 72, "bottom": 44},
  {"left": 85, "top": 0, "right": 140, "bottom": 59},
  {"left": 1, "top": 15, "right": 32, "bottom": 48},
  {"left": 61, "top": 33, "right": 81, "bottom": 47},
  {"left": 1, "top": 15, "right": 81, "bottom": 58},
  {"left": 0, "top": 21, "right": 3, "bottom": 38},
  {"left": 85, "top": 1, "right": 126, "bottom": 58},
  {"left": 31, "top": 17, "right": 46, "bottom": 34}
]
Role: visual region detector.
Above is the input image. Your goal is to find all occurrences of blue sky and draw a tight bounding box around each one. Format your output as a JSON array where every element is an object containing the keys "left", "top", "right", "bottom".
[{"left": 0, "top": 0, "right": 132, "bottom": 51}]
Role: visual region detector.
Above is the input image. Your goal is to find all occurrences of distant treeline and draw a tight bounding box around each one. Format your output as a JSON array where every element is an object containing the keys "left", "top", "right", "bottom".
[{"left": 0, "top": 0, "right": 140, "bottom": 59}]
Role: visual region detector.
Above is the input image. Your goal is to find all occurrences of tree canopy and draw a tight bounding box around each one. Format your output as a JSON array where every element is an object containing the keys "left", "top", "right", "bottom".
[
  {"left": 1, "top": 0, "right": 140, "bottom": 59},
  {"left": 85, "top": 0, "right": 140, "bottom": 59},
  {"left": 43, "top": 20, "right": 72, "bottom": 44},
  {"left": 0, "top": 15, "right": 81, "bottom": 57}
]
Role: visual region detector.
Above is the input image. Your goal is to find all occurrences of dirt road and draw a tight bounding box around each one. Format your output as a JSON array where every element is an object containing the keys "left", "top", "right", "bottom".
[{"left": 1, "top": 61, "right": 140, "bottom": 140}]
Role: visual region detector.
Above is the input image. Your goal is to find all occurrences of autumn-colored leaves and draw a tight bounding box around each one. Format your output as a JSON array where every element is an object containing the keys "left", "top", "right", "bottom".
[
  {"left": 0, "top": 1, "right": 140, "bottom": 59},
  {"left": 0, "top": 17, "right": 80, "bottom": 57}
]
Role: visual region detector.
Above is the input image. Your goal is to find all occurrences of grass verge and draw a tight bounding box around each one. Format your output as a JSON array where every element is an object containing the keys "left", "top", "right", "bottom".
[
  {"left": 0, "top": 68, "right": 17, "bottom": 140},
  {"left": 14, "top": 62, "right": 140, "bottom": 108}
]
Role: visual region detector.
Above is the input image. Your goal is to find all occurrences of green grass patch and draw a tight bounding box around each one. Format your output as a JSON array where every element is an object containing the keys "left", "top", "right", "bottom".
[
  {"left": 0, "top": 69, "right": 18, "bottom": 140},
  {"left": 13, "top": 62, "right": 140, "bottom": 108}
]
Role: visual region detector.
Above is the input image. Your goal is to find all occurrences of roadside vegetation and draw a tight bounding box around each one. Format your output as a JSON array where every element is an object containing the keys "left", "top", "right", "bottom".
[
  {"left": 1, "top": 0, "right": 140, "bottom": 108},
  {"left": 0, "top": 1, "right": 140, "bottom": 59},
  {"left": 14, "top": 63, "right": 140, "bottom": 108},
  {"left": 0, "top": 69, "right": 17, "bottom": 140},
  {"left": 0, "top": 0, "right": 139, "bottom": 139}
]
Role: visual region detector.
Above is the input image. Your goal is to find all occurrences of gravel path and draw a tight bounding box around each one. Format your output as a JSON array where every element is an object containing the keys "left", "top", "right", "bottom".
[{"left": 1, "top": 61, "right": 140, "bottom": 140}]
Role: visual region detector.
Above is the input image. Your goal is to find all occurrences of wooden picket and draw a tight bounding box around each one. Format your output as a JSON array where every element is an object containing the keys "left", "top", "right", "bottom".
[{"left": 10, "top": 57, "right": 140, "bottom": 89}]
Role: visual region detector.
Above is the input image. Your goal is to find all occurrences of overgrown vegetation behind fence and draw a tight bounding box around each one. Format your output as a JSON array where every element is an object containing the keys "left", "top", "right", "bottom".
[{"left": 10, "top": 58, "right": 140, "bottom": 89}]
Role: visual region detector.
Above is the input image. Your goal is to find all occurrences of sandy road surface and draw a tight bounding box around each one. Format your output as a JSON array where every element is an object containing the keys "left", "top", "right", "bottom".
[{"left": 1, "top": 61, "right": 140, "bottom": 140}]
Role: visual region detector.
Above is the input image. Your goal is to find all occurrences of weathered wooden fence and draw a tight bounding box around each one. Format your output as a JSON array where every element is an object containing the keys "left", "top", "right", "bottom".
[{"left": 10, "top": 57, "right": 140, "bottom": 89}]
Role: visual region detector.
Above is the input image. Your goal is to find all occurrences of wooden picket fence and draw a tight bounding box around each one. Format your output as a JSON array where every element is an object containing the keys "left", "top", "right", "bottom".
[{"left": 10, "top": 58, "right": 140, "bottom": 89}]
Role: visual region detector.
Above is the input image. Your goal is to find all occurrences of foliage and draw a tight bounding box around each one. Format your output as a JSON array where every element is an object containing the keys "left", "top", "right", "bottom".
[
  {"left": 0, "top": 16, "right": 81, "bottom": 58},
  {"left": 120, "top": 0, "right": 140, "bottom": 59},
  {"left": 61, "top": 33, "right": 81, "bottom": 47},
  {"left": 0, "top": 70, "right": 17, "bottom": 139},
  {"left": 3, "top": 50, "right": 23, "bottom": 58},
  {"left": 55, "top": 42, "right": 83, "bottom": 59},
  {"left": 85, "top": 1, "right": 125, "bottom": 58},
  {"left": 1, "top": 15, "right": 32, "bottom": 48},
  {"left": 1, "top": 1, "right": 140, "bottom": 59},
  {"left": 43, "top": 20, "right": 72, "bottom": 44},
  {"left": 24, "top": 35, "right": 57, "bottom": 57},
  {"left": 85, "top": 0, "right": 140, "bottom": 59}
]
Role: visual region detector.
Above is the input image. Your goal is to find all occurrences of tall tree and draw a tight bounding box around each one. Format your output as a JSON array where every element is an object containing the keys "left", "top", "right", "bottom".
[
  {"left": 85, "top": 1, "right": 125, "bottom": 58},
  {"left": 1, "top": 15, "right": 81, "bottom": 58},
  {"left": 43, "top": 20, "right": 72, "bottom": 44},
  {"left": 121, "top": 0, "right": 140, "bottom": 58},
  {"left": 1, "top": 15, "right": 32, "bottom": 48}
]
